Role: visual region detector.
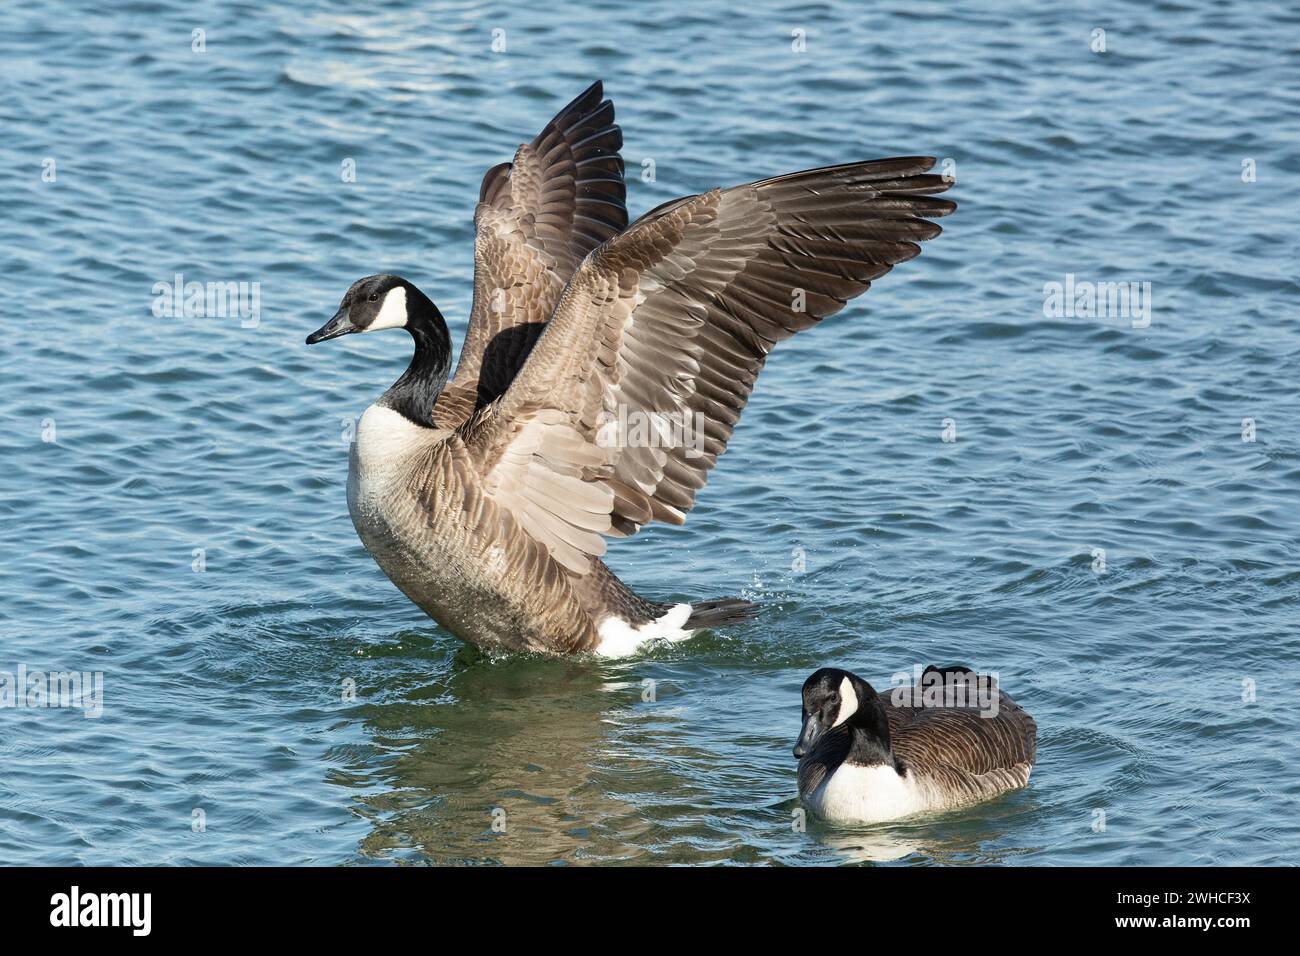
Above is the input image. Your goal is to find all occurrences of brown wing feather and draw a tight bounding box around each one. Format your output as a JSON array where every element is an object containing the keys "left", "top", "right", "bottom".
[
  {"left": 887, "top": 691, "right": 1038, "bottom": 778},
  {"left": 434, "top": 81, "right": 627, "bottom": 426},
  {"left": 465, "top": 157, "right": 953, "bottom": 568}
]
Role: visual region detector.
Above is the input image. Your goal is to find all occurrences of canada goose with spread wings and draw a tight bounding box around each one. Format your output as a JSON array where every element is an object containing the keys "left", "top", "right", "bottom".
[{"left": 306, "top": 82, "right": 956, "bottom": 656}]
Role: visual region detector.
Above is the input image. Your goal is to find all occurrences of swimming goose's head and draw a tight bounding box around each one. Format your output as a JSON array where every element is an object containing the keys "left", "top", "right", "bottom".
[
  {"left": 793, "top": 667, "right": 892, "bottom": 760},
  {"left": 306, "top": 274, "right": 435, "bottom": 344}
]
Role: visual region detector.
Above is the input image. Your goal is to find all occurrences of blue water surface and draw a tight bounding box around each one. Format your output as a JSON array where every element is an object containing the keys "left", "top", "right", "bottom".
[{"left": 2, "top": 0, "right": 1298, "bottom": 864}]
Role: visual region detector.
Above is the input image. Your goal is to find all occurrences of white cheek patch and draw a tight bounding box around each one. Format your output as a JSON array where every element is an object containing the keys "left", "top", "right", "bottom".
[
  {"left": 832, "top": 675, "right": 859, "bottom": 727},
  {"left": 368, "top": 286, "right": 408, "bottom": 331}
]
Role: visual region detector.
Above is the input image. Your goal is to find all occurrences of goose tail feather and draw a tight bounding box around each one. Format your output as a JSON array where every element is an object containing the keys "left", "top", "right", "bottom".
[{"left": 685, "top": 597, "right": 759, "bottom": 630}]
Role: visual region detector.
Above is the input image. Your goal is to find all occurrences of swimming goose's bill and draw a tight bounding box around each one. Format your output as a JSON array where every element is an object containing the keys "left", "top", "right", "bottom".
[
  {"left": 305, "top": 81, "right": 957, "bottom": 657},
  {"left": 795, "top": 667, "right": 1036, "bottom": 825}
]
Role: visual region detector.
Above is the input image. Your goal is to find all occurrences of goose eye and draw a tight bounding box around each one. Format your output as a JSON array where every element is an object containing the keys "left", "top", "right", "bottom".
[{"left": 368, "top": 293, "right": 379, "bottom": 302}]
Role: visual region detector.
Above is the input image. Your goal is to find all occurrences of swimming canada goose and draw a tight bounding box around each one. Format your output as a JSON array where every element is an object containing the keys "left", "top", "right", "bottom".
[
  {"left": 306, "top": 82, "right": 955, "bottom": 656},
  {"left": 794, "top": 666, "right": 1036, "bottom": 824}
]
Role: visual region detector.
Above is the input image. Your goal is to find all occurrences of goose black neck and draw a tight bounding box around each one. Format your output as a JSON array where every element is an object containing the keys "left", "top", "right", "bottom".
[
  {"left": 845, "top": 684, "right": 902, "bottom": 771},
  {"left": 380, "top": 291, "right": 451, "bottom": 427}
]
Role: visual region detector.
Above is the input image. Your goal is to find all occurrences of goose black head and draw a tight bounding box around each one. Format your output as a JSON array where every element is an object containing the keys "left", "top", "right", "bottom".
[
  {"left": 793, "top": 667, "right": 892, "bottom": 763},
  {"left": 308, "top": 274, "right": 453, "bottom": 427},
  {"left": 306, "top": 274, "right": 430, "bottom": 343}
]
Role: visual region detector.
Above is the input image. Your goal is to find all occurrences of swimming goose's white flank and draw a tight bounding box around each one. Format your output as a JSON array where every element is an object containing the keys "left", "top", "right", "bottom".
[
  {"left": 305, "top": 82, "right": 956, "bottom": 656},
  {"left": 794, "top": 666, "right": 1036, "bottom": 824}
]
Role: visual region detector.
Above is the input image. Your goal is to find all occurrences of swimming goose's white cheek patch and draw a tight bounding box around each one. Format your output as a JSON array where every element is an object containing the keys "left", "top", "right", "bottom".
[
  {"left": 368, "top": 286, "right": 408, "bottom": 331},
  {"left": 833, "top": 675, "right": 859, "bottom": 727}
]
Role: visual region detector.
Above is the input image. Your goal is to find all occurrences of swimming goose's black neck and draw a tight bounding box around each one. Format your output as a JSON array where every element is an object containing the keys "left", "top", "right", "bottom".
[
  {"left": 842, "top": 683, "right": 903, "bottom": 772},
  {"left": 380, "top": 288, "right": 451, "bottom": 427}
]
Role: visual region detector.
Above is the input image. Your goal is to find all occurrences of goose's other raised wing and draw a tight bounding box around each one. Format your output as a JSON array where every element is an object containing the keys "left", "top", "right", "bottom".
[
  {"left": 434, "top": 81, "right": 627, "bottom": 425},
  {"left": 464, "top": 158, "right": 955, "bottom": 573}
]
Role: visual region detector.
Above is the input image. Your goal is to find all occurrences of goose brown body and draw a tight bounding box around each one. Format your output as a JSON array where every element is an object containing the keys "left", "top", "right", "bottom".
[{"left": 346, "top": 407, "right": 658, "bottom": 654}]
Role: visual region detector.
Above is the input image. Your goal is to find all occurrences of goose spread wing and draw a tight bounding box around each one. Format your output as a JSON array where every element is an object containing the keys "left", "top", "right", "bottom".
[
  {"left": 435, "top": 81, "right": 628, "bottom": 425},
  {"left": 463, "top": 159, "right": 954, "bottom": 573}
]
